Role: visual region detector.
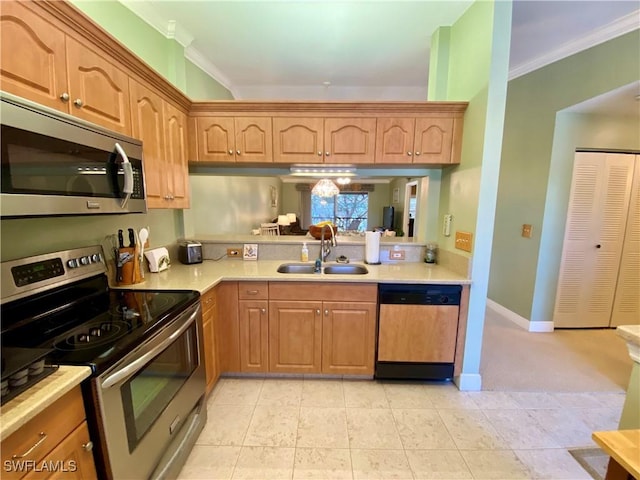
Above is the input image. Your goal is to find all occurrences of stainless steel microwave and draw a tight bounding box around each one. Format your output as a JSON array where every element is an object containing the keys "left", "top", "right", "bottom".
[{"left": 1, "top": 92, "right": 147, "bottom": 217}]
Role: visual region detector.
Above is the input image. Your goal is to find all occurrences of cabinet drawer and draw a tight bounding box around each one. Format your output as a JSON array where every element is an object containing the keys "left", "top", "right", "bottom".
[
  {"left": 269, "top": 282, "right": 376, "bottom": 302},
  {"left": 238, "top": 281, "right": 269, "bottom": 300},
  {"left": 2, "top": 387, "right": 85, "bottom": 480},
  {"left": 201, "top": 287, "right": 218, "bottom": 313}
]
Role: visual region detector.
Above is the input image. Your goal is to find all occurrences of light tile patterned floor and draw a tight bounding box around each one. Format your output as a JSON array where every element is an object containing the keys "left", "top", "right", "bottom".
[{"left": 178, "top": 378, "right": 624, "bottom": 480}]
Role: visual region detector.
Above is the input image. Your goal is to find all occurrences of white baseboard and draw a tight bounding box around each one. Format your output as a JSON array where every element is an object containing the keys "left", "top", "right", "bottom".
[
  {"left": 486, "top": 299, "right": 554, "bottom": 332},
  {"left": 454, "top": 373, "right": 482, "bottom": 391}
]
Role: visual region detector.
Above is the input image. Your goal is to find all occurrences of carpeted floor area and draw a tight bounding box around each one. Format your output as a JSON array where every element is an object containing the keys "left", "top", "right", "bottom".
[{"left": 480, "top": 307, "right": 632, "bottom": 392}]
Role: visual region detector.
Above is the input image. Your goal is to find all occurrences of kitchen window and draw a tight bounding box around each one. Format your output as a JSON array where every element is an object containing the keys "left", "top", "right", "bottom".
[{"left": 311, "top": 192, "right": 369, "bottom": 232}]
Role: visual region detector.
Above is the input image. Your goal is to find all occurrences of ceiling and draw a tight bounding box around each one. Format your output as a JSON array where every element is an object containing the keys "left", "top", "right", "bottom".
[{"left": 121, "top": 0, "right": 639, "bottom": 105}]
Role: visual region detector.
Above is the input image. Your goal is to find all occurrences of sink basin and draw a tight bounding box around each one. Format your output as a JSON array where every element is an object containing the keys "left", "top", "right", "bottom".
[
  {"left": 276, "top": 263, "right": 369, "bottom": 275},
  {"left": 277, "top": 263, "right": 317, "bottom": 274},
  {"left": 323, "top": 264, "right": 368, "bottom": 275}
]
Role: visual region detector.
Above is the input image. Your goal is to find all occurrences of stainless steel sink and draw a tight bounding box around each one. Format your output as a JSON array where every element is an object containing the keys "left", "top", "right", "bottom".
[
  {"left": 323, "top": 264, "right": 368, "bottom": 275},
  {"left": 276, "top": 263, "right": 369, "bottom": 275},
  {"left": 277, "top": 263, "right": 317, "bottom": 274}
]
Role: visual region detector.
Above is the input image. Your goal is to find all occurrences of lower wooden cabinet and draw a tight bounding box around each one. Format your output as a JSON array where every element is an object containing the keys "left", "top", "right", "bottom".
[
  {"left": 201, "top": 287, "right": 219, "bottom": 394},
  {"left": 322, "top": 301, "right": 376, "bottom": 375},
  {"left": 239, "top": 299, "right": 269, "bottom": 372},
  {"left": 1, "top": 387, "right": 97, "bottom": 480},
  {"left": 268, "top": 301, "right": 322, "bottom": 373}
]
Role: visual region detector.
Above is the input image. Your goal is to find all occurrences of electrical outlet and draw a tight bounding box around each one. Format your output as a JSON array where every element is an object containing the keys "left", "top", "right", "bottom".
[
  {"left": 389, "top": 250, "right": 405, "bottom": 260},
  {"left": 522, "top": 224, "right": 533, "bottom": 238},
  {"left": 226, "top": 248, "right": 241, "bottom": 257}
]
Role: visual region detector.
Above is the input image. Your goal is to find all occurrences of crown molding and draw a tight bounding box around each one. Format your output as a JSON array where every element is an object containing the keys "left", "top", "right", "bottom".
[
  {"left": 184, "top": 46, "right": 237, "bottom": 96},
  {"left": 119, "top": 1, "right": 191, "bottom": 47},
  {"left": 509, "top": 10, "right": 640, "bottom": 80}
]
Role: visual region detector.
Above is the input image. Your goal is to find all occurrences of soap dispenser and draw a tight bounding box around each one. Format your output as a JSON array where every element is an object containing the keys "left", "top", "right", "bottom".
[{"left": 301, "top": 242, "right": 309, "bottom": 262}]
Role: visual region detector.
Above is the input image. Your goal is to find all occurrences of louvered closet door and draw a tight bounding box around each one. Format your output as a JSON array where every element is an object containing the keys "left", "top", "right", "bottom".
[
  {"left": 553, "top": 152, "right": 634, "bottom": 328},
  {"left": 611, "top": 155, "right": 640, "bottom": 326}
]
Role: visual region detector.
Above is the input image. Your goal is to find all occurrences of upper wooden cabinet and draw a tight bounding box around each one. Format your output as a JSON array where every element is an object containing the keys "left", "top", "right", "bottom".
[
  {"left": 0, "top": 2, "right": 131, "bottom": 135},
  {"left": 376, "top": 116, "right": 461, "bottom": 164},
  {"left": 272, "top": 117, "right": 376, "bottom": 164},
  {"left": 192, "top": 116, "right": 273, "bottom": 163},
  {"left": 130, "top": 79, "right": 190, "bottom": 209},
  {"left": 190, "top": 102, "right": 467, "bottom": 166}
]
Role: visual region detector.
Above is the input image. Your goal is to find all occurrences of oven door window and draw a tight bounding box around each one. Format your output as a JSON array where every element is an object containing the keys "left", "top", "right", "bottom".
[{"left": 120, "top": 323, "right": 198, "bottom": 453}]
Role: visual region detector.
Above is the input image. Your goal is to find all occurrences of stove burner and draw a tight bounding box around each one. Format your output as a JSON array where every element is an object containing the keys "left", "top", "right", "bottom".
[{"left": 57, "top": 321, "right": 130, "bottom": 351}]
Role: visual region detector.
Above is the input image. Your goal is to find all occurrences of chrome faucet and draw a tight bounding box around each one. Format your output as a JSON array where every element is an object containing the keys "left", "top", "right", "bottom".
[{"left": 319, "top": 224, "right": 337, "bottom": 263}]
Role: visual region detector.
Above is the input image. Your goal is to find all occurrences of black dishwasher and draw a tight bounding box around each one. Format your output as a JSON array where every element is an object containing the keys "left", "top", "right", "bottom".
[{"left": 375, "top": 283, "right": 462, "bottom": 380}]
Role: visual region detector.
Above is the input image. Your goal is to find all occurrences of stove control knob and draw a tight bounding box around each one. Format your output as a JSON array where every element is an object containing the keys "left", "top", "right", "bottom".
[
  {"left": 67, "top": 259, "right": 78, "bottom": 268},
  {"left": 80, "top": 256, "right": 90, "bottom": 266},
  {"left": 91, "top": 254, "right": 102, "bottom": 263}
]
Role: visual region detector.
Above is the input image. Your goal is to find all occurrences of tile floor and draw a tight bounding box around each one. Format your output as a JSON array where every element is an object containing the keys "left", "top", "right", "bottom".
[{"left": 177, "top": 378, "right": 625, "bottom": 480}]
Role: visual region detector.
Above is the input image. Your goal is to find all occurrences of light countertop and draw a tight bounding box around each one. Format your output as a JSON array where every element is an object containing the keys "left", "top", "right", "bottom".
[
  {"left": 617, "top": 325, "right": 640, "bottom": 363},
  {"left": 117, "top": 259, "right": 471, "bottom": 293},
  {"left": 1, "top": 366, "right": 92, "bottom": 442}
]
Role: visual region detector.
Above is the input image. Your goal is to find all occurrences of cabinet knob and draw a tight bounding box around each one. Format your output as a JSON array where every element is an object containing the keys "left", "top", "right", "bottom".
[
  {"left": 228, "top": 150, "right": 234, "bottom": 155},
  {"left": 324, "top": 309, "right": 329, "bottom": 316},
  {"left": 316, "top": 309, "right": 321, "bottom": 315},
  {"left": 318, "top": 151, "right": 323, "bottom": 156},
  {"left": 596, "top": 244, "right": 601, "bottom": 248},
  {"left": 73, "top": 98, "right": 83, "bottom": 108},
  {"left": 236, "top": 150, "right": 241, "bottom": 155},
  {"left": 60, "top": 92, "right": 70, "bottom": 102},
  {"left": 325, "top": 152, "right": 330, "bottom": 157},
  {"left": 82, "top": 441, "right": 94, "bottom": 452},
  {"left": 261, "top": 308, "right": 266, "bottom": 314},
  {"left": 407, "top": 152, "right": 413, "bottom": 156},
  {"left": 415, "top": 151, "right": 421, "bottom": 156},
  {"left": 164, "top": 195, "right": 171, "bottom": 200}
]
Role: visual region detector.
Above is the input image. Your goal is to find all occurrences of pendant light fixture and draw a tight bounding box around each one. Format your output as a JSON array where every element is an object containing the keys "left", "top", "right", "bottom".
[{"left": 312, "top": 178, "right": 340, "bottom": 197}]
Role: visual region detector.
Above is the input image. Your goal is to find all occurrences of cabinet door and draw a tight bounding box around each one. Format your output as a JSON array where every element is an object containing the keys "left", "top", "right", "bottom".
[
  {"left": 324, "top": 118, "right": 376, "bottom": 164},
  {"left": 272, "top": 117, "right": 324, "bottom": 164},
  {"left": 322, "top": 301, "right": 376, "bottom": 375},
  {"left": 66, "top": 37, "right": 131, "bottom": 134},
  {"left": 163, "top": 102, "right": 190, "bottom": 209},
  {"left": 196, "top": 117, "right": 235, "bottom": 162},
  {"left": 378, "top": 304, "right": 459, "bottom": 363},
  {"left": 202, "top": 289, "right": 219, "bottom": 395},
  {"left": 235, "top": 117, "right": 273, "bottom": 163},
  {"left": 0, "top": 1, "right": 68, "bottom": 112},
  {"left": 375, "top": 117, "right": 415, "bottom": 164},
  {"left": 23, "top": 422, "right": 97, "bottom": 480},
  {"left": 268, "top": 301, "right": 322, "bottom": 373},
  {"left": 414, "top": 117, "right": 453, "bottom": 164},
  {"left": 239, "top": 300, "right": 269, "bottom": 372},
  {"left": 129, "top": 80, "right": 166, "bottom": 208}
]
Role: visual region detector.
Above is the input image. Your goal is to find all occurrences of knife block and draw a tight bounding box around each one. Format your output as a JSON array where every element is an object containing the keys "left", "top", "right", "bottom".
[{"left": 117, "top": 245, "right": 143, "bottom": 285}]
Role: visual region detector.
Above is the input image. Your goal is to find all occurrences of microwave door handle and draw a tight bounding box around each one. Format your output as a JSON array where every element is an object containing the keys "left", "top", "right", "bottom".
[{"left": 113, "top": 142, "right": 133, "bottom": 209}]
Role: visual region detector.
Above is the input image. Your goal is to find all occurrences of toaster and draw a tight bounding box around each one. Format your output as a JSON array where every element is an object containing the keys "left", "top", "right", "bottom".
[{"left": 178, "top": 241, "right": 202, "bottom": 265}]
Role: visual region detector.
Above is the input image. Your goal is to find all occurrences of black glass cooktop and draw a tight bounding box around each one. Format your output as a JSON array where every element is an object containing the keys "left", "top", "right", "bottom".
[{"left": 1, "top": 275, "right": 199, "bottom": 374}]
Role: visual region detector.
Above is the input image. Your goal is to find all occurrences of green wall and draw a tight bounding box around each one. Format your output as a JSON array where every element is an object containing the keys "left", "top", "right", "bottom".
[
  {"left": 186, "top": 61, "right": 234, "bottom": 100},
  {"left": 489, "top": 30, "right": 640, "bottom": 322},
  {"left": 428, "top": 0, "right": 512, "bottom": 389}
]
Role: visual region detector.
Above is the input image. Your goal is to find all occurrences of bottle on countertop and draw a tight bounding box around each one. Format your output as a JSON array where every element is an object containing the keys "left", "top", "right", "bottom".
[{"left": 301, "top": 242, "right": 309, "bottom": 262}]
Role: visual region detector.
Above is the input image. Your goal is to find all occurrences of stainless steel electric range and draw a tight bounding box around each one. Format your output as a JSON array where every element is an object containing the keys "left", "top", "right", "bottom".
[{"left": 1, "top": 246, "right": 206, "bottom": 480}]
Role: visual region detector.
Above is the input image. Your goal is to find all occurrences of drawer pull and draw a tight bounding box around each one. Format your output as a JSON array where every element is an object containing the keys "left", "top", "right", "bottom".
[
  {"left": 12, "top": 432, "right": 47, "bottom": 459},
  {"left": 82, "top": 441, "right": 94, "bottom": 452},
  {"left": 246, "top": 290, "right": 259, "bottom": 295}
]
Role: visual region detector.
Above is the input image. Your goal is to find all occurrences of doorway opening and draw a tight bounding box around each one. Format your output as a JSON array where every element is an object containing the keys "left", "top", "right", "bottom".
[{"left": 403, "top": 181, "right": 418, "bottom": 237}]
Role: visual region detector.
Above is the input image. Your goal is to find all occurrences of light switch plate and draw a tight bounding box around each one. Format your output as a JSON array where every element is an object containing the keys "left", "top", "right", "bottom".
[
  {"left": 522, "top": 224, "right": 533, "bottom": 238},
  {"left": 455, "top": 231, "right": 473, "bottom": 252}
]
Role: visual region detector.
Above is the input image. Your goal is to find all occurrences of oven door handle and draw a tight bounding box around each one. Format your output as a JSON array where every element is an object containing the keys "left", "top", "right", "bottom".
[{"left": 100, "top": 303, "right": 199, "bottom": 389}]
